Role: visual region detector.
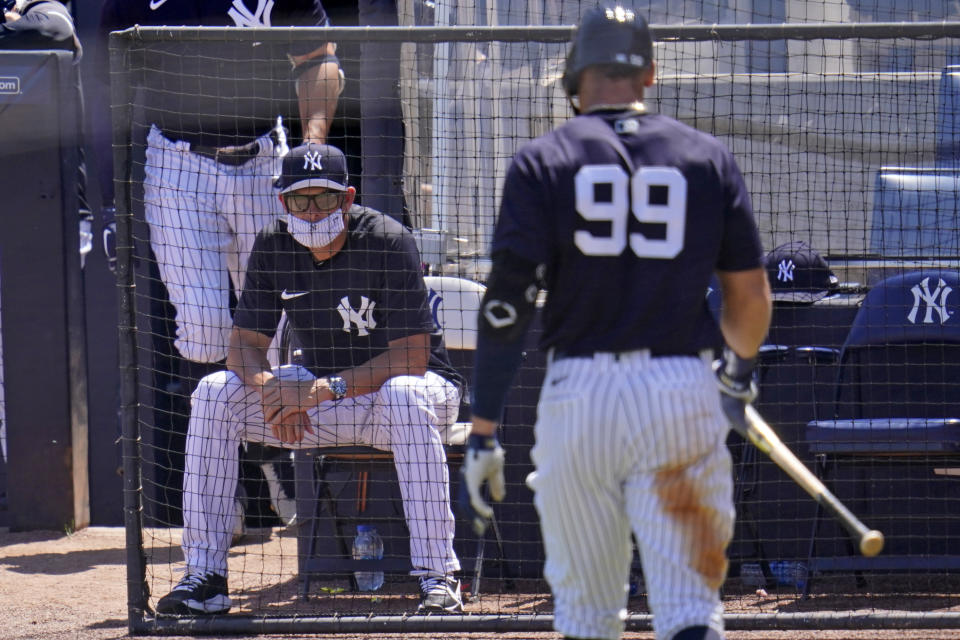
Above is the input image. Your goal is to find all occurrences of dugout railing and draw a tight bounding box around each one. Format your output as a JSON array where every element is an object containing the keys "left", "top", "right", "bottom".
[{"left": 111, "top": 22, "right": 960, "bottom": 635}]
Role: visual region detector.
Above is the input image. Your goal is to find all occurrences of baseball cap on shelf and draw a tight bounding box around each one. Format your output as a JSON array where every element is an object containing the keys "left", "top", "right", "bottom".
[
  {"left": 275, "top": 143, "right": 349, "bottom": 195},
  {"left": 764, "top": 240, "right": 840, "bottom": 303}
]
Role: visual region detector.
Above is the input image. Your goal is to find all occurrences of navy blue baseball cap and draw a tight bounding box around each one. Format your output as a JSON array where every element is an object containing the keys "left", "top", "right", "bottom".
[
  {"left": 764, "top": 241, "right": 839, "bottom": 303},
  {"left": 275, "top": 143, "right": 349, "bottom": 195}
]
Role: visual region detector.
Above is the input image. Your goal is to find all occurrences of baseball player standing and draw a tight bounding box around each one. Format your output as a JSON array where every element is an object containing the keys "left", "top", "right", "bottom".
[
  {"left": 157, "top": 143, "right": 465, "bottom": 615},
  {"left": 462, "top": 6, "right": 772, "bottom": 640},
  {"left": 97, "top": 0, "right": 342, "bottom": 367}
]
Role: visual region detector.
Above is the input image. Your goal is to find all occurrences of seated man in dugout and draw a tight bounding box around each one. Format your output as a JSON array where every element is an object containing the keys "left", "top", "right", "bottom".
[{"left": 158, "top": 143, "right": 465, "bottom": 616}]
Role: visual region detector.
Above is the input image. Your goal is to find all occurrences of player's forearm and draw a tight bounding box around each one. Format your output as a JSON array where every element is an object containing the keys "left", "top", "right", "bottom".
[
  {"left": 226, "top": 327, "right": 275, "bottom": 389},
  {"left": 470, "top": 331, "right": 526, "bottom": 426},
  {"left": 718, "top": 267, "right": 772, "bottom": 358},
  {"left": 469, "top": 250, "right": 541, "bottom": 429},
  {"left": 296, "top": 61, "right": 340, "bottom": 143},
  {"left": 471, "top": 416, "right": 499, "bottom": 437}
]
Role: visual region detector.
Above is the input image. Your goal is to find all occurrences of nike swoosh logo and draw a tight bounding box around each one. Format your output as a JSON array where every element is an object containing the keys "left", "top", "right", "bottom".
[
  {"left": 550, "top": 375, "right": 569, "bottom": 387},
  {"left": 149, "top": 0, "right": 169, "bottom": 9},
  {"left": 280, "top": 290, "right": 309, "bottom": 300}
]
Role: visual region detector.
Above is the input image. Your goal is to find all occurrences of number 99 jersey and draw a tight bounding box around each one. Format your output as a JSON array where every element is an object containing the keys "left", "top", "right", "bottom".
[{"left": 492, "top": 108, "right": 765, "bottom": 357}]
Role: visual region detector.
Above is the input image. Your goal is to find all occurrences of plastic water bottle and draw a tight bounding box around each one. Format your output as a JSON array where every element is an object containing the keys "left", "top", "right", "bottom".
[
  {"left": 769, "top": 561, "right": 808, "bottom": 591},
  {"left": 352, "top": 524, "right": 384, "bottom": 591}
]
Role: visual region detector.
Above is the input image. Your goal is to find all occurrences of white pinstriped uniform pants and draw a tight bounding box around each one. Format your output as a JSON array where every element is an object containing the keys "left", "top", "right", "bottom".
[
  {"left": 528, "top": 350, "right": 734, "bottom": 640},
  {"left": 182, "top": 365, "right": 462, "bottom": 579},
  {"left": 144, "top": 124, "right": 287, "bottom": 364}
]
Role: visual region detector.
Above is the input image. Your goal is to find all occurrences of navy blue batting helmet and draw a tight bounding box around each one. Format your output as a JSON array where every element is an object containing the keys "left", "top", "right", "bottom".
[{"left": 562, "top": 6, "right": 654, "bottom": 98}]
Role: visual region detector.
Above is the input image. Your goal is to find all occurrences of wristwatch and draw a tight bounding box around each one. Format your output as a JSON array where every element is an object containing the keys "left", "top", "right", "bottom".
[{"left": 325, "top": 375, "right": 348, "bottom": 401}]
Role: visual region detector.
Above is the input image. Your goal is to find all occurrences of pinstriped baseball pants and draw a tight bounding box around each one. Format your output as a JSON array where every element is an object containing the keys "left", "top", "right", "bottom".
[
  {"left": 528, "top": 350, "right": 734, "bottom": 640},
  {"left": 144, "top": 125, "right": 286, "bottom": 364},
  {"left": 181, "top": 365, "right": 461, "bottom": 579}
]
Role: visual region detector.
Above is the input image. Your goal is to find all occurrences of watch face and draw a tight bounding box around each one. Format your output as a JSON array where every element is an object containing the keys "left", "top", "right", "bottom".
[{"left": 329, "top": 376, "right": 347, "bottom": 399}]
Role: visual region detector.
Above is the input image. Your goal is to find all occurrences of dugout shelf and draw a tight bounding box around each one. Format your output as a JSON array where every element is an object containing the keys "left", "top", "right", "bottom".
[{"left": 804, "top": 417, "right": 960, "bottom": 596}]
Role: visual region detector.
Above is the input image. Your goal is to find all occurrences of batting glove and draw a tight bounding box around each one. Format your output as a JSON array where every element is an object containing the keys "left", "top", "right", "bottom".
[
  {"left": 458, "top": 434, "right": 506, "bottom": 536},
  {"left": 713, "top": 346, "right": 758, "bottom": 430}
]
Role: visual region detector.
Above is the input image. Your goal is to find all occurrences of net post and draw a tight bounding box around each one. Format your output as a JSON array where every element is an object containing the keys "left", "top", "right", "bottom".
[{"left": 110, "top": 30, "right": 150, "bottom": 634}]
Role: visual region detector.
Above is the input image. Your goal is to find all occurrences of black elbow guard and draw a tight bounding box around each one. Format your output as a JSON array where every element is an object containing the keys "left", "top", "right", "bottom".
[{"left": 478, "top": 251, "right": 542, "bottom": 343}]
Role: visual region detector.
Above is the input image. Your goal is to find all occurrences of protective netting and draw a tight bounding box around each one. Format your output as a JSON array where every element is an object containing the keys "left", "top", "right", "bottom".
[{"left": 111, "top": 10, "right": 960, "bottom": 634}]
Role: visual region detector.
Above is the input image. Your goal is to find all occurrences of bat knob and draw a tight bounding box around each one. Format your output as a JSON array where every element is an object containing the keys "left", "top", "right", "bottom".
[{"left": 860, "top": 530, "right": 885, "bottom": 557}]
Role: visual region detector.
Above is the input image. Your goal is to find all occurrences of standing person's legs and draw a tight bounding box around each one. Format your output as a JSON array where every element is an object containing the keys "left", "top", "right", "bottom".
[
  {"left": 529, "top": 358, "right": 634, "bottom": 640},
  {"left": 144, "top": 126, "right": 233, "bottom": 365},
  {"left": 530, "top": 352, "right": 734, "bottom": 640},
  {"left": 627, "top": 444, "right": 733, "bottom": 640},
  {"left": 220, "top": 127, "right": 287, "bottom": 296},
  {"left": 624, "top": 355, "right": 734, "bottom": 640},
  {"left": 144, "top": 127, "right": 232, "bottom": 525}
]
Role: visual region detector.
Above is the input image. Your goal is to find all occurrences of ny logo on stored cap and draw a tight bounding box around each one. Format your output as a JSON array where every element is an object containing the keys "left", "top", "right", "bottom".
[
  {"left": 908, "top": 277, "right": 953, "bottom": 324},
  {"left": 337, "top": 295, "right": 377, "bottom": 336},
  {"left": 303, "top": 151, "right": 323, "bottom": 172},
  {"left": 777, "top": 259, "right": 796, "bottom": 282}
]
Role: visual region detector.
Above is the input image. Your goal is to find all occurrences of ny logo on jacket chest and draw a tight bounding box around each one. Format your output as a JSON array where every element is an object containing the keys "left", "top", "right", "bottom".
[
  {"left": 337, "top": 295, "right": 377, "bottom": 336},
  {"left": 908, "top": 277, "right": 953, "bottom": 324},
  {"left": 228, "top": 0, "right": 274, "bottom": 27}
]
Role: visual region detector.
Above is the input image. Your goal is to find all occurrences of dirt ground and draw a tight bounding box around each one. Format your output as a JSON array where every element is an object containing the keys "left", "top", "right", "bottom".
[{"left": 2, "top": 526, "right": 960, "bottom": 640}]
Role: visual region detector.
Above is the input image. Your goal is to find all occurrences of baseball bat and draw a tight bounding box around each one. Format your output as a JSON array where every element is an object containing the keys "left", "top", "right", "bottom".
[{"left": 736, "top": 405, "right": 884, "bottom": 557}]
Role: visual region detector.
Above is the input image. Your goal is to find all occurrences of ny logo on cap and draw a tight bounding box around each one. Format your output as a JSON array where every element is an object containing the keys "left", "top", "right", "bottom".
[
  {"left": 777, "top": 259, "right": 796, "bottom": 282},
  {"left": 303, "top": 150, "right": 323, "bottom": 172}
]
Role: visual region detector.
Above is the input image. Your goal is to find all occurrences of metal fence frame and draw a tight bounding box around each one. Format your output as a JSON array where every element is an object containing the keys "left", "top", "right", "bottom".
[{"left": 112, "top": 22, "right": 960, "bottom": 635}]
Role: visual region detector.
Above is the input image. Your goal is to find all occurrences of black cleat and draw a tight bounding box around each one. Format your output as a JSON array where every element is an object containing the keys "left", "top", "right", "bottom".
[
  {"left": 156, "top": 571, "right": 231, "bottom": 615},
  {"left": 417, "top": 575, "right": 463, "bottom": 613}
]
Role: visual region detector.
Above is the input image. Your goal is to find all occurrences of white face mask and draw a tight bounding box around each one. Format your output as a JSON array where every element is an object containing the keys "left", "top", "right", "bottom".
[{"left": 286, "top": 211, "right": 345, "bottom": 250}]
